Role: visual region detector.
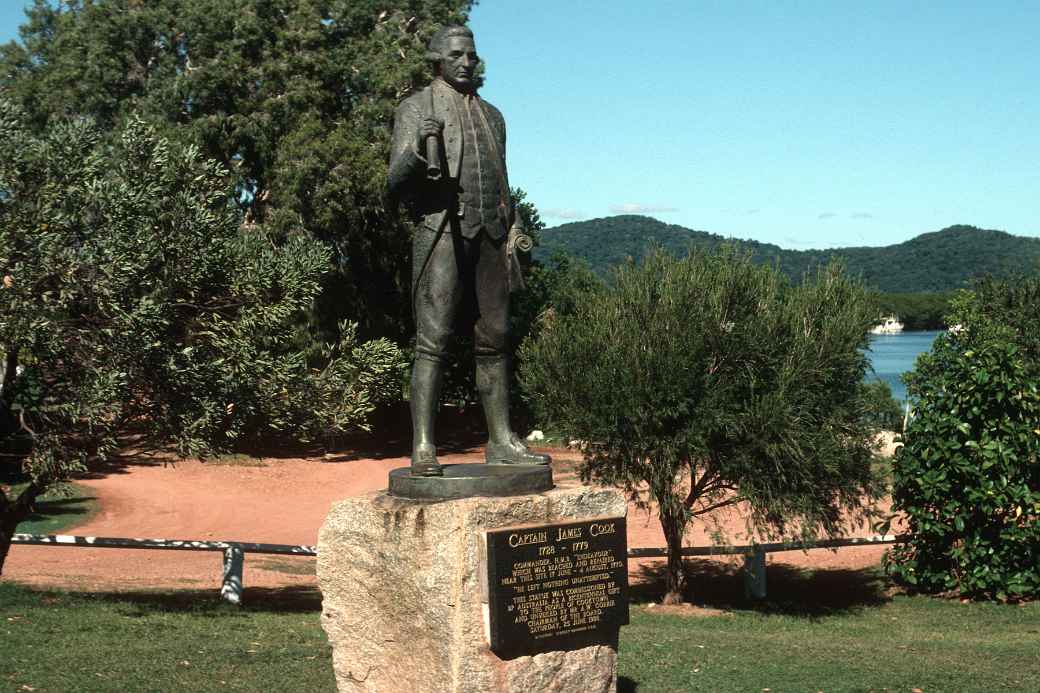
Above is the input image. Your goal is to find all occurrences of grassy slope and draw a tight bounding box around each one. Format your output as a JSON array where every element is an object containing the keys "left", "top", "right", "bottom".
[{"left": 2, "top": 578, "right": 1037, "bottom": 692}]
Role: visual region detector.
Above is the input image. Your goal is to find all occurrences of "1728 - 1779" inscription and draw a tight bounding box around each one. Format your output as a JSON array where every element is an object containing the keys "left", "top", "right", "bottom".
[{"left": 484, "top": 516, "right": 629, "bottom": 658}]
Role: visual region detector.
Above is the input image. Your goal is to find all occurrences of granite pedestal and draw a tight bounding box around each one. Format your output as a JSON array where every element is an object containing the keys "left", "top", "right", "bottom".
[{"left": 317, "top": 482, "right": 626, "bottom": 693}]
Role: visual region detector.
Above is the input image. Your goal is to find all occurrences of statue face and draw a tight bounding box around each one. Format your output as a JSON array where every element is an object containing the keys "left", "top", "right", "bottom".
[{"left": 438, "top": 36, "right": 478, "bottom": 92}]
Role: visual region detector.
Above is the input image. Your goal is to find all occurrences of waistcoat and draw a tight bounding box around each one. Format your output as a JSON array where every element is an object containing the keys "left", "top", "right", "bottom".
[{"left": 456, "top": 94, "right": 508, "bottom": 240}]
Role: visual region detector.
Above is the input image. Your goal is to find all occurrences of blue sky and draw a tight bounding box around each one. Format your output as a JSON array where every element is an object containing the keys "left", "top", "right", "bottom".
[
  {"left": 470, "top": 1, "right": 1038, "bottom": 248},
  {"left": 3, "top": 2, "right": 1037, "bottom": 249}
]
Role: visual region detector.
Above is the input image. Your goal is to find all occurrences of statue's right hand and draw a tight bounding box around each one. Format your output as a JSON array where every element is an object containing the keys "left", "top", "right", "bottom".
[{"left": 418, "top": 117, "right": 444, "bottom": 143}]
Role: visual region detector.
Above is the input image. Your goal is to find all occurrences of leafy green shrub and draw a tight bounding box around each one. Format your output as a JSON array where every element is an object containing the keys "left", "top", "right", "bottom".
[
  {"left": 519, "top": 247, "right": 883, "bottom": 602},
  {"left": 1, "top": 1, "right": 473, "bottom": 345},
  {"left": 860, "top": 380, "right": 904, "bottom": 432},
  {"left": 886, "top": 285, "right": 1040, "bottom": 599},
  {"left": 0, "top": 103, "right": 404, "bottom": 572}
]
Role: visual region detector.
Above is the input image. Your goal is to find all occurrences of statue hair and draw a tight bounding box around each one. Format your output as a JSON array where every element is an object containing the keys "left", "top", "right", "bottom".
[{"left": 426, "top": 25, "right": 474, "bottom": 63}]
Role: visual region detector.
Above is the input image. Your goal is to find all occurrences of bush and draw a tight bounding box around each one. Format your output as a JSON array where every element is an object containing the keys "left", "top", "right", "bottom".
[
  {"left": 860, "top": 380, "right": 904, "bottom": 432},
  {"left": 886, "top": 285, "right": 1040, "bottom": 600},
  {"left": 1, "top": 2, "right": 474, "bottom": 345},
  {"left": 519, "top": 247, "right": 883, "bottom": 602},
  {"left": 0, "top": 103, "right": 404, "bottom": 572}
]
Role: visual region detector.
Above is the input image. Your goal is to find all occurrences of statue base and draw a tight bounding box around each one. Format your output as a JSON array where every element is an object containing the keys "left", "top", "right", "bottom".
[
  {"left": 317, "top": 485, "right": 627, "bottom": 693},
  {"left": 388, "top": 463, "right": 553, "bottom": 500}
]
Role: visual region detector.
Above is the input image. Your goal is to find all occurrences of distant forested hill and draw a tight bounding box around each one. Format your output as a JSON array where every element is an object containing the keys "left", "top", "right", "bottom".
[{"left": 535, "top": 216, "right": 1040, "bottom": 293}]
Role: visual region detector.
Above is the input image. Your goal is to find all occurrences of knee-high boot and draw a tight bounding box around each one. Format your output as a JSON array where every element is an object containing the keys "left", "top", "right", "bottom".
[
  {"left": 476, "top": 356, "right": 551, "bottom": 466},
  {"left": 410, "top": 357, "right": 443, "bottom": 476}
]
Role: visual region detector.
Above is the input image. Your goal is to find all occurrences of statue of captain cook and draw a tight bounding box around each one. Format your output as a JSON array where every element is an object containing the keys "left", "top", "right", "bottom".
[{"left": 388, "top": 25, "right": 550, "bottom": 477}]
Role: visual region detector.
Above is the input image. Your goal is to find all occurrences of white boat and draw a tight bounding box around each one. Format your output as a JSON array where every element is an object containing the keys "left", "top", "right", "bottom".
[{"left": 870, "top": 316, "right": 904, "bottom": 334}]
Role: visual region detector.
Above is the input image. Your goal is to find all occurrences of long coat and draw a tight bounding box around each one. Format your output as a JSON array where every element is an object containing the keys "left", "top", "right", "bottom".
[{"left": 388, "top": 78, "right": 513, "bottom": 238}]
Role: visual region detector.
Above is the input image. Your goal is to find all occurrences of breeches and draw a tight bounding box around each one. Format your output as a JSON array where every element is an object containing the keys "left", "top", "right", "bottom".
[{"left": 413, "top": 226, "right": 509, "bottom": 363}]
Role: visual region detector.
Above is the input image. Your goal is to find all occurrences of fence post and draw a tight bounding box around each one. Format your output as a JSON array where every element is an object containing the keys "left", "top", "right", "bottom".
[
  {"left": 221, "top": 545, "right": 245, "bottom": 605},
  {"left": 743, "top": 547, "right": 766, "bottom": 600}
]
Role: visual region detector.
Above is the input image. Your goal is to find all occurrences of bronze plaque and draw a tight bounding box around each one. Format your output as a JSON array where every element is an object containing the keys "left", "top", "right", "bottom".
[{"left": 484, "top": 517, "right": 629, "bottom": 658}]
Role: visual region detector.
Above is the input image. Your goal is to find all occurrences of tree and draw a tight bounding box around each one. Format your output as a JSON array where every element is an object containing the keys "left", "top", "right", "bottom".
[
  {"left": 510, "top": 251, "right": 603, "bottom": 352},
  {"left": 872, "top": 291, "right": 952, "bottom": 331},
  {"left": 860, "top": 380, "right": 904, "bottom": 432},
  {"left": 886, "top": 281, "right": 1040, "bottom": 599},
  {"left": 0, "top": 103, "right": 404, "bottom": 574},
  {"left": 536, "top": 216, "right": 1040, "bottom": 294},
  {"left": 1, "top": 0, "right": 474, "bottom": 344},
  {"left": 519, "top": 248, "right": 883, "bottom": 603}
]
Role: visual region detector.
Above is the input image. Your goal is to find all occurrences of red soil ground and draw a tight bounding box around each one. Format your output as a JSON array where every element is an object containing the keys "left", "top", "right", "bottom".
[
  {"left": 4, "top": 442, "right": 892, "bottom": 595},
  {"left": 2, "top": 445, "right": 894, "bottom": 595}
]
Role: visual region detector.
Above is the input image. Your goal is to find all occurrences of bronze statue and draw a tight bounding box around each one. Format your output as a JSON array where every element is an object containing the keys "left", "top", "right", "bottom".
[{"left": 389, "top": 25, "right": 550, "bottom": 477}]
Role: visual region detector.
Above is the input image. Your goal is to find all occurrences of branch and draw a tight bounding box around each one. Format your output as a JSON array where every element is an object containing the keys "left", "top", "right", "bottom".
[
  {"left": 684, "top": 453, "right": 725, "bottom": 508},
  {"left": 1, "top": 347, "right": 17, "bottom": 401},
  {"left": 171, "top": 300, "right": 249, "bottom": 312},
  {"left": 1, "top": 479, "right": 44, "bottom": 525},
  {"left": 14, "top": 482, "right": 42, "bottom": 513},
  {"left": 689, "top": 496, "right": 745, "bottom": 517},
  {"left": 18, "top": 409, "right": 36, "bottom": 437},
  {"left": 706, "top": 353, "right": 727, "bottom": 375},
  {"left": 698, "top": 481, "right": 737, "bottom": 497},
  {"left": 684, "top": 464, "right": 717, "bottom": 508}
]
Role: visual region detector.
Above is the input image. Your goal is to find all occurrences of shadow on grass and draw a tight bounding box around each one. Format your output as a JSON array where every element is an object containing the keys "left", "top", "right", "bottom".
[
  {"left": 630, "top": 559, "right": 891, "bottom": 617},
  {"left": 618, "top": 677, "right": 639, "bottom": 693},
  {"left": 22, "top": 495, "right": 98, "bottom": 524},
  {"left": 4, "top": 583, "right": 324, "bottom": 615}
]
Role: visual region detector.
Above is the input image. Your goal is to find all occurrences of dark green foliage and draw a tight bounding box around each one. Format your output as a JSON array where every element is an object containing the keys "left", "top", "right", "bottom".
[
  {"left": 873, "top": 291, "right": 952, "bottom": 330},
  {"left": 0, "top": 104, "right": 404, "bottom": 572},
  {"left": 519, "top": 247, "right": 883, "bottom": 602},
  {"left": 505, "top": 252, "right": 603, "bottom": 423},
  {"left": 537, "top": 215, "right": 1040, "bottom": 295},
  {"left": 970, "top": 275, "right": 1040, "bottom": 362},
  {"left": 510, "top": 252, "right": 603, "bottom": 354},
  {"left": 1, "top": 0, "right": 473, "bottom": 343},
  {"left": 887, "top": 282, "right": 1040, "bottom": 600},
  {"left": 860, "top": 380, "right": 904, "bottom": 432}
]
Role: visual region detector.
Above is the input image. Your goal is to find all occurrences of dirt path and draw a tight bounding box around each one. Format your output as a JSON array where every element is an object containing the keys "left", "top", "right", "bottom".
[{"left": 5, "top": 449, "right": 888, "bottom": 592}]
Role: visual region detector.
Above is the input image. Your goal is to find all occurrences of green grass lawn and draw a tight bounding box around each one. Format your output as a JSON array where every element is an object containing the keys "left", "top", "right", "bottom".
[
  {"left": 621, "top": 596, "right": 1040, "bottom": 692},
  {"left": 5, "top": 481, "right": 100, "bottom": 535},
  {"left": 2, "top": 569, "right": 1038, "bottom": 693},
  {"left": 0, "top": 583, "right": 336, "bottom": 693}
]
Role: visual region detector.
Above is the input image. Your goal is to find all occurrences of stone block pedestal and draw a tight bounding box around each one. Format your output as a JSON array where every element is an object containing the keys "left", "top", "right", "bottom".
[{"left": 317, "top": 483, "right": 626, "bottom": 693}]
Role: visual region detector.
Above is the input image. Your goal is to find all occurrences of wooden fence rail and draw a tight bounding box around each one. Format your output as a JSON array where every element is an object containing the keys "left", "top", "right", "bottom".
[{"left": 12, "top": 532, "right": 904, "bottom": 603}]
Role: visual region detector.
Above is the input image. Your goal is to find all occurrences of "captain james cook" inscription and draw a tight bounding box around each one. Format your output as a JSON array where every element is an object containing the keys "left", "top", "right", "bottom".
[{"left": 484, "top": 517, "right": 629, "bottom": 658}]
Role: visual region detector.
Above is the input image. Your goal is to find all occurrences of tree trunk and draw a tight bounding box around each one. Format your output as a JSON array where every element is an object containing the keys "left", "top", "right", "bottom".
[
  {"left": 659, "top": 509, "right": 688, "bottom": 604},
  {"left": 0, "top": 483, "right": 39, "bottom": 576},
  {"left": 1, "top": 347, "right": 17, "bottom": 401},
  {"left": 0, "top": 493, "right": 17, "bottom": 576},
  {"left": 0, "top": 520, "right": 15, "bottom": 576}
]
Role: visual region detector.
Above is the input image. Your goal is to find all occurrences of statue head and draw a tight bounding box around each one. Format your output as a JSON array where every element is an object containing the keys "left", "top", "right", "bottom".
[{"left": 427, "top": 25, "right": 479, "bottom": 93}]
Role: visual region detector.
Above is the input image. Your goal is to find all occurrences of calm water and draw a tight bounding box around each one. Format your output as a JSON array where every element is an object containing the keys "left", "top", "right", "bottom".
[{"left": 865, "top": 330, "right": 943, "bottom": 402}]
